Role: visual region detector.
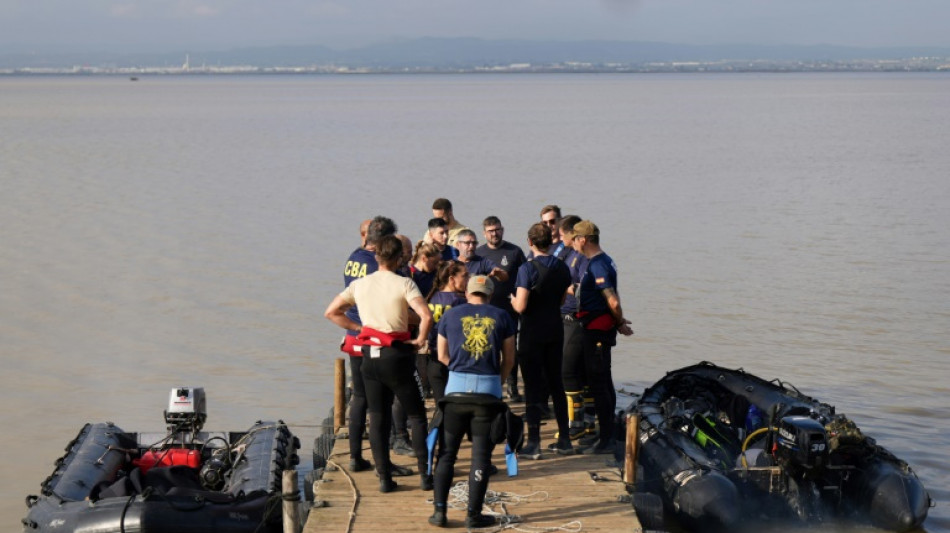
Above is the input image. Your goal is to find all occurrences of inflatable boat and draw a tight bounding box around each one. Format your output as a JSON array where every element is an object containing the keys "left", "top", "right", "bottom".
[
  {"left": 627, "top": 362, "right": 931, "bottom": 532},
  {"left": 22, "top": 387, "right": 301, "bottom": 533}
]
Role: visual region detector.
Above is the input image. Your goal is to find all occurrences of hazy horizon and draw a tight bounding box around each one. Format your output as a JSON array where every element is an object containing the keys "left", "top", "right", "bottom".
[{"left": 2, "top": 0, "right": 950, "bottom": 54}]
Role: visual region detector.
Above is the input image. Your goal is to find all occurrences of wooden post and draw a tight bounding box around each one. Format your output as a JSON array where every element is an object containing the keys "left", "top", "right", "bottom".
[
  {"left": 334, "top": 357, "right": 346, "bottom": 432},
  {"left": 282, "top": 469, "right": 300, "bottom": 533},
  {"left": 624, "top": 412, "right": 640, "bottom": 485}
]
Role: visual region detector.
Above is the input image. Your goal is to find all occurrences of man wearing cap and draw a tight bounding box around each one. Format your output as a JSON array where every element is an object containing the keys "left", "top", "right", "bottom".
[
  {"left": 571, "top": 220, "right": 634, "bottom": 455},
  {"left": 430, "top": 275, "right": 516, "bottom": 529}
]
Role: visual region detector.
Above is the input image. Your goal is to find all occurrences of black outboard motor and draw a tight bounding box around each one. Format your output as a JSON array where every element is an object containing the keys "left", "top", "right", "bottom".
[
  {"left": 773, "top": 416, "right": 830, "bottom": 522},
  {"left": 774, "top": 416, "right": 829, "bottom": 474}
]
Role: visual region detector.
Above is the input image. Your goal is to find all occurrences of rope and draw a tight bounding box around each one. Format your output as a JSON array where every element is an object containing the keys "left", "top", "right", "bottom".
[
  {"left": 326, "top": 459, "right": 360, "bottom": 533},
  {"left": 438, "top": 482, "right": 583, "bottom": 532}
]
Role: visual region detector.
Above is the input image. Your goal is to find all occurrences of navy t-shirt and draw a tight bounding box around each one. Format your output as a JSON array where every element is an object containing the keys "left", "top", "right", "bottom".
[
  {"left": 514, "top": 255, "right": 572, "bottom": 343},
  {"left": 463, "top": 254, "right": 497, "bottom": 276},
  {"left": 439, "top": 245, "right": 458, "bottom": 261},
  {"left": 438, "top": 303, "right": 516, "bottom": 376},
  {"left": 342, "top": 247, "right": 378, "bottom": 329},
  {"left": 427, "top": 291, "right": 466, "bottom": 353},
  {"left": 559, "top": 249, "right": 589, "bottom": 315},
  {"left": 411, "top": 268, "right": 436, "bottom": 299},
  {"left": 577, "top": 252, "right": 619, "bottom": 316},
  {"left": 475, "top": 241, "right": 526, "bottom": 314}
]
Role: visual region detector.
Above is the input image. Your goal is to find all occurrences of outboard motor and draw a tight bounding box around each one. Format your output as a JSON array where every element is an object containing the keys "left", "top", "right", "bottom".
[
  {"left": 774, "top": 416, "right": 829, "bottom": 474},
  {"left": 164, "top": 387, "right": 207, "bottom": 433},
  {"left": 774, "top": 416, "right": 830, "bottom": 522}
]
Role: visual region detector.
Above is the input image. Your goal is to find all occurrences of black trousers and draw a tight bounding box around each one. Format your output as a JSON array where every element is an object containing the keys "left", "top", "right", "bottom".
[
  {"left": 518, "top": 335, "right": 569, "bottom": 437},
  {"left": 360, "top": 345, "right": 428, "bottom": 477},
  {"left": 347, "top": 355, "right": 367, "bottom": 460},
  {"left": 433, "top": 402, "right": 497, "bottom": 512},
  {"left": 581, "top": 329, "right": 617, "bottom": 441}
]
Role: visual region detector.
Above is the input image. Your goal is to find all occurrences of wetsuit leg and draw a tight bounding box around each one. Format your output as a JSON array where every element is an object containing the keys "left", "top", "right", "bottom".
[
  {"left": 540, "top": 337, "right": 570, "bottom": 437},
  {"left": 360, "top": 348, "right": 395, "bottom": 477},
  {"left": 561, "top": 317, "right": 586, "bottom": 392},
  {"left": 433, "top": 403, "right": 472, "bottom": 507},
  {"left": 466, "top": 404, "right": 497, "bottom": 513},
  {"left": 433, "top": 403, "right": 495, "bottom": 512},
  {"left": 517, "top": 339, "right": 544, "bottom": 428},
  {"left": 582, "top": 330, "right": 616, "bottom": 441},
  {"left": 392, "top": 398, "right": 408, "bottom": 441},
  {"left": 384, "top": 351, "right": 429, "bottom": 472},
  {"left": 348, "top": 354, "right": 368, "bottom": 461}
]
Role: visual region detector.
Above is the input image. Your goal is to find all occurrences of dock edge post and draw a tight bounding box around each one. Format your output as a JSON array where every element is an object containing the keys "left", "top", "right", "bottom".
[
  {"left": 624, "top": 412, "right": 640, "bottom": 486},
  {"left": 282, "top": 469, "right": 301, "bottom": 533},
  {"left": 334, "top": 357, "right": 346, "bottom": 432}
]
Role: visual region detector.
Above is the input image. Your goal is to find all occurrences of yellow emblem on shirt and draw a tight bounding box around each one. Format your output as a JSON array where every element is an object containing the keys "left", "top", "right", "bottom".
[{"left": 461, "top": 314, "right": 496, "bottom": 360}]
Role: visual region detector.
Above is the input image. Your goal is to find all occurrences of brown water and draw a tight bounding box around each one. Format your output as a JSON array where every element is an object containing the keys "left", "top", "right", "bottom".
[{"left": 2, "top": 73, "right": 948, "bottom": 531}]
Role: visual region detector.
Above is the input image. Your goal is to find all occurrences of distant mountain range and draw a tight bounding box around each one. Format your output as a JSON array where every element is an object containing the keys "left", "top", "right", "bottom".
[{"left": 3, "top": 37, "right": 949, "bottom": 70}]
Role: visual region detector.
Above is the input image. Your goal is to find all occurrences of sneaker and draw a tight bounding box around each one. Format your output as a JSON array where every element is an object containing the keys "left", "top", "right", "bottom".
[
  {"left": 392, "top": 437, "right": 417, "bottom": 457},
  {"left": 519, "top": 441, "right": 542, "bottom": 460},
  {"left": 421, "top": 474, "right": 434, "bottom": 491},
  {"left": 428, "top": 510, "right": 447, "bottom": 527},
  {"left": 554, "top": 438, "right": 575, "bottom": 456},
  {"left": 465, "top": 513, "right": 496, "bottom": 529},
  {"left": 349, "top": 457, "right": 372, "bottom": 472},
  {"left": 379, "top": 478, "right": 398, "bottom": 493}
]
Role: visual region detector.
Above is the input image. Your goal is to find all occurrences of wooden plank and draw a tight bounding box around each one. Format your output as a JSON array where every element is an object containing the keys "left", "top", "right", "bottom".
[{"left": 304, "top": 403, "right": 640, "bottom": 533}]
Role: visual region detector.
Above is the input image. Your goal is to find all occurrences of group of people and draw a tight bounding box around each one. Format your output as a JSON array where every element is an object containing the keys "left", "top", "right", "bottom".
[{"left": 324, "top": 199, "right": 633, "bottom": 529}]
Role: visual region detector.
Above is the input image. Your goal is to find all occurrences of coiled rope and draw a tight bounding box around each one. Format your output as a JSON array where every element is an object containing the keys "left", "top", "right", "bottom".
[{"left": 436, "top": 481, "right": 582, "bottom": 532}]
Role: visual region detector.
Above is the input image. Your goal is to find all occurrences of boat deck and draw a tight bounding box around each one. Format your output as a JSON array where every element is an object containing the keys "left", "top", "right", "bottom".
[{"left": 303, "top": 403, "right": 639, "bottom": 532}]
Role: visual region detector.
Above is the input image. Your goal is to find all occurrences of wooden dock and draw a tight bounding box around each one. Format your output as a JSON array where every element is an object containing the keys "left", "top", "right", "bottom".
[{"left": 303, "top": 402, "right": 640, "bottom": 532}]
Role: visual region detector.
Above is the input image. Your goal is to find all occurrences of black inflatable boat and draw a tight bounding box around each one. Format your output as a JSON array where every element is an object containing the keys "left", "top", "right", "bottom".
[
  {"left": 627, "top": 362, "right": 931, "bottom": 532},
  {"left": 22, "top": 387, "right": 301, "bottom": 533}
]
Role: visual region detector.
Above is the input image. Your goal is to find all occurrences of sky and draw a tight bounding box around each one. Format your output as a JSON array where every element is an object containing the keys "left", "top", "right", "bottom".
[{"left": 2, "top": 0, "right": 949, "bottom": 53}]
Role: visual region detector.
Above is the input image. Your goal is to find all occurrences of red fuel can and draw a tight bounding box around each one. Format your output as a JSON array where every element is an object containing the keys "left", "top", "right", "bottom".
[{"left": 133, "top": 449, "right": 201, "bottom": 473}]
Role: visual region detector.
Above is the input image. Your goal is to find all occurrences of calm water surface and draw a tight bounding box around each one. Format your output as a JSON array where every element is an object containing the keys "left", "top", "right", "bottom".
[{"left": 1, "top": 73, "right": 948, "bottom": 531}]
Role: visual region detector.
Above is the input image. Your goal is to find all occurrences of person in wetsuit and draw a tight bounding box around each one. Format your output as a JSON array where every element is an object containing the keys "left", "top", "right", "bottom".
[
  {"left": 325, "top": 234, "right": 434, "bottom": 492},
  {"left": 512, "top": 222, "right": 574, "bottom": 458},
  {"left": 571, "top": 220, "right": 634, "bottom": 455},
  {"left": 429, "top": 275, "right": 516, "bottom": 529}
]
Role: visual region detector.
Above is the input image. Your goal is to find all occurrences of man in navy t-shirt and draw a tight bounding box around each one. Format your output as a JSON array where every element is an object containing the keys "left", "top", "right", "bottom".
[
  {"left": 571, "top": 220, "right": 633, "bottom": 455},
  {"left": 475, "top": 215, "right": 526, "bottom": 400},
  {"left": 455, "top": 229, "right": 508, "bottom": 281}
]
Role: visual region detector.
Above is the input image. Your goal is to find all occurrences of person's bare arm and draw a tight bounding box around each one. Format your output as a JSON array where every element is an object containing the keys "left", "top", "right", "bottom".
[
  {"left": 324, "top": 295, "right": 360, "bottom": 332},
  {"left": 408, "top": 296, "right": 432, "bottom": 348},
  {"left": 500, "top": 336, "right": 516, "bottom": 384},
  {"left": 602, "top": 287, "right": 633, "bottom": 336}
]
